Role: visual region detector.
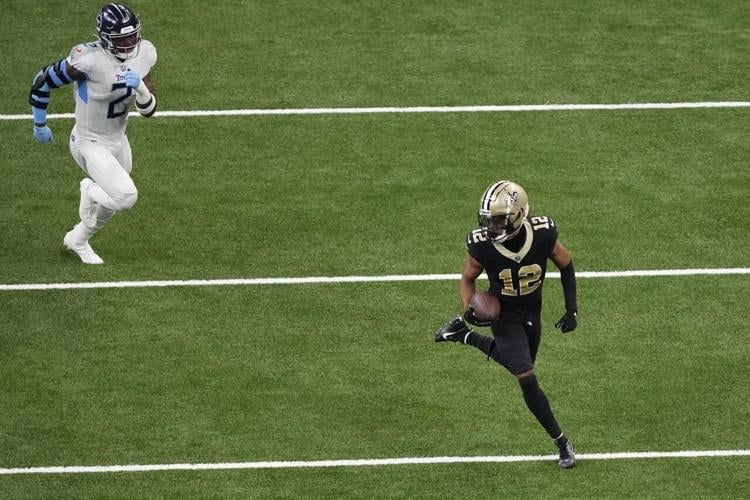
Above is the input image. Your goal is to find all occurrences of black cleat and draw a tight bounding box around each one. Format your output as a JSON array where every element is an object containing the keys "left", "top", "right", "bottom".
[
  {"left": 434, "top": 316, "right": 472, "bottom": 343},
  {"left": 556, "top": 438, "right": 576, "bottom": 469}
]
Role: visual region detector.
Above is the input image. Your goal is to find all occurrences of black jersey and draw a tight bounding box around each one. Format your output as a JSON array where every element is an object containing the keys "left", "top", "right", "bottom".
[{"left": 466, "top": 216, "right": 558, "bottom": 323}]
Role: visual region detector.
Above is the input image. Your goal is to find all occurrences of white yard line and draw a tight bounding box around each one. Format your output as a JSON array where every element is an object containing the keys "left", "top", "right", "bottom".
[
  {"left": 1, "top": 449, "right": 748, "bottom": 475},
  {"left": 0, "top": 268, "right": 748, "bottom": 292},
  {"left": 2, "top": 101, "right": 750, "bottom": 121}
]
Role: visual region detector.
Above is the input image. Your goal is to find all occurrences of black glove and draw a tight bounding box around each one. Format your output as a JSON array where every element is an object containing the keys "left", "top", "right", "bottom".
[
  {"left": 554, "top": 310, "right": 577, "bottom": 333},
  {"left": 463, "top": 308, "right": 494, "bottom": 327}
]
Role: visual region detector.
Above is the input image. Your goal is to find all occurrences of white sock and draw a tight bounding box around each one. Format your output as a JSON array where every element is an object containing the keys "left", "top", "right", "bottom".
[{"left": 70, "top": 222, "right": 94, "bottom": 242}]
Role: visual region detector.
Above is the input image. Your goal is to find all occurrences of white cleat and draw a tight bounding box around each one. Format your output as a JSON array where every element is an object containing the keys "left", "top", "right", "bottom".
[
  {"left": 63, "top": 231, "right": 103, "bottom": 265},
  {"left": 79, "top": 178, "right": 98, "bottom": 229}
]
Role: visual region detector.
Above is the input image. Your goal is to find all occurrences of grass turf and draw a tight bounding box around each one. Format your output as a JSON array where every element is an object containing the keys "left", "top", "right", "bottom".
[{"left": 1, "top": 0, "right": 748, "bottom": 498}]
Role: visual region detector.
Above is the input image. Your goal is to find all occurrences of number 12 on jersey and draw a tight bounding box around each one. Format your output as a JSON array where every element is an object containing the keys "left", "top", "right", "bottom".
[
  {"left": 531, "top": 216, "right": 554, "bottom": 230},
  {"left": 497, "top": 264, "right": 543, "bottom": 296}
]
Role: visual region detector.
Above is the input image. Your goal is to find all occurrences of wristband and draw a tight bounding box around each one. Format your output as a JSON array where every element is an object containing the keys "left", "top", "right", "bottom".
[
  {"left": 134, "top": 80, "right": 151, "bottom": 101},
  {"left": 136, "top": 94, "right": 157, "bottom": 117}
]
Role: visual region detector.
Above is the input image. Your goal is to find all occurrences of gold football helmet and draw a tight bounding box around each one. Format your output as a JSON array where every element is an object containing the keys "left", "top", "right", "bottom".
[{"left": 477, "top": 180, "right": 529, "bottom": 242}]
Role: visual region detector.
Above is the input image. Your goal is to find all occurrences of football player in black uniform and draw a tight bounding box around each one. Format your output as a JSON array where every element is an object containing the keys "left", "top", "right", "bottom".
[{"left": 434, "top": 180, "right": 578, "bottom": 469}]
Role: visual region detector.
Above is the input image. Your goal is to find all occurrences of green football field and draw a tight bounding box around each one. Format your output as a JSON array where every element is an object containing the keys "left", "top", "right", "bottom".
[{"left": 1, "top": 1, "right": 749, "bottom": 498}]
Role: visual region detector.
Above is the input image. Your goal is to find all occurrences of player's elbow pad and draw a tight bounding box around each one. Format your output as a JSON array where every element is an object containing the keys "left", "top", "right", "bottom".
[{"left": 136, "top": 94, "right": 157, "bottom": 118}]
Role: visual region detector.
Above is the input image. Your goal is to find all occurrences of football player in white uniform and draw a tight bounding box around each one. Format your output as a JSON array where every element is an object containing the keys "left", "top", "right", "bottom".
[{"left": 29, "top": 3, "right": 157, "bottom": 264}]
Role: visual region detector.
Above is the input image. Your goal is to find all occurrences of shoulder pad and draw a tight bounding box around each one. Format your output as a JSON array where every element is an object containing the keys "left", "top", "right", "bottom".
[
  {"left": 466, "top": 228, "right": 489, "bottom": 247},
  {"left": 140, "top": 39, "right": 158, "bottom": 66},
  {"left": 67, "top": 43, "right": 100, "bottom": 71},
  {"left": 527, "top": 215, "right": 559, "bottom": 244},
  {"left": 528, "top": 215, "right": 557, "bottom": 231},
  {"left": 68, "top": 43, "right": 99, "bottom": 60}
]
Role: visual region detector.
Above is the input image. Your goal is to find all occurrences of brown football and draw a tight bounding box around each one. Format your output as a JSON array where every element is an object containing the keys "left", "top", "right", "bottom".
[{"left": 469, "top": 291, "right": 501, "bottom": 322}]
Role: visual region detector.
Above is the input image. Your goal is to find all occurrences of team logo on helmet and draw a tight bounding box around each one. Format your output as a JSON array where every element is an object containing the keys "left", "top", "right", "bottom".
[{"left": 506, "top": 190, "right": 519, "bottom": 206}]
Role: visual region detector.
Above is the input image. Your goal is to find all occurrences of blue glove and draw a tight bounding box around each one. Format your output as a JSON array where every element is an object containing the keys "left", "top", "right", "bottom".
[
  {"left": 33, "top": 125, "right": 53, "bottom": 143},
  {"left": 123, "top": 69, "right": 141, "bottom": 89}
]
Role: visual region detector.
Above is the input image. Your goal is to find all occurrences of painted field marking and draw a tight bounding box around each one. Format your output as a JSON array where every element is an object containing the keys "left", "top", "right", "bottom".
[
  {"left": 1, "top": 449, "right": 748, "bottom": 475},
  {"left": 2, "top": 101, "right": 750, "bottom": 121},
  {"left": 0, "top": 268, "right": 748, "bottom": 292}
]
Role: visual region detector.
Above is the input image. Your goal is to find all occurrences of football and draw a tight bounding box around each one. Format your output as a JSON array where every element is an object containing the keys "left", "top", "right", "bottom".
[{"left": 469, "top": 291, "right": 501, "bottom": 322}]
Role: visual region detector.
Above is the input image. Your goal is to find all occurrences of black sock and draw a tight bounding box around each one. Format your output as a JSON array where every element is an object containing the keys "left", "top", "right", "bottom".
[
  {"left": 553, "top": 434, "right": 568, "bottom": 449},
  {"left": 518, "top": 374, "right": 562, "bottom": 439},
  {"left": 464, "top": 331, "right": 494, "bottom": 356}
]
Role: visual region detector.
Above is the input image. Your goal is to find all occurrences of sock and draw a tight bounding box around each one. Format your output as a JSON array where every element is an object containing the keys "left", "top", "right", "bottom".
[
  {"left": 91, "top": 204, "right": 116, "bottom": 232},
  {"left": 464, "top": 331, "right": 494, "bottom": 355},
  {"left": 72, "top": 205, "right": 116, "bottom": 241},
  {"left": 69, "top": 222, "right": 91, "bottom": 243},
  {"left": 518, "top": 374, "right": 562, "bottom": 439},
  {"left": 553, "top": 433, "right": 569, "bottom": 450}
]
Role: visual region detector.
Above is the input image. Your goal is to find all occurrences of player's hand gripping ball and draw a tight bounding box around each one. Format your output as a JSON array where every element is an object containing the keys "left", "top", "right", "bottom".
[{"left": 464, "top": 291, "right": 501, "bottom": 326}]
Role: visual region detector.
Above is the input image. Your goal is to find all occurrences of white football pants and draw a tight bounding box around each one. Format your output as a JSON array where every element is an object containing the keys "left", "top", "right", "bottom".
[{"left": 68, "top": 133, "right": 138, "bottom": 239}]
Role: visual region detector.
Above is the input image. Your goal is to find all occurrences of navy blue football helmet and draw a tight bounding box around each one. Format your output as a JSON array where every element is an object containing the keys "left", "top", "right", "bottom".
[{"left": 96, "top": 3, "right": 141, "bottom": 59}]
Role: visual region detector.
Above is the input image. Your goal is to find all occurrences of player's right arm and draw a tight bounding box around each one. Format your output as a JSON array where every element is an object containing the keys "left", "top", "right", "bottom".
[
  {"left": 461, "top": 254, "right": 494, "bottom": 327},
  {"left": 460, "top": 254, "right": 484, "bottom": 311},
  {"left": 29, "top": 58, "right": 86, "bottom": 143}
]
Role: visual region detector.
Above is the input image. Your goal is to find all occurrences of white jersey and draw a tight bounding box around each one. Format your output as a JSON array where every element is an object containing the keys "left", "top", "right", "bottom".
[{"left": 67, "top": 40, "right": 157, "bottom": 146}]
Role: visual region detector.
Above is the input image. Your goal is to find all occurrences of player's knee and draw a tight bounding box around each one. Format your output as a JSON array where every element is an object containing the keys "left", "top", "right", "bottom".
[
  {"left": 518, "top": 372, "right": 539, "bottom": 396},
  {"left": 112, "top": 187, "right": 138, "bottom": 211},
  {"left": 516, "top": 368, "right": 536, "bottom": 381}
]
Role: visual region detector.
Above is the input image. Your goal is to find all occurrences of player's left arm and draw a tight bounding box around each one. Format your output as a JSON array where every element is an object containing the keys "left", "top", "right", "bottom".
[
  {"left": 550, "top": 240, "right": 578, "bottom": 333},
  {"left": 143, "top": 73, "right": 155, "bottom": 94},
  {"left": 124, "top": 70, "right": 157, "bottom": 118}
]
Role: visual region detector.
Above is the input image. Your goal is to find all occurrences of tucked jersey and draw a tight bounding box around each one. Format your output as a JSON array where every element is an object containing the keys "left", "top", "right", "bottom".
[
  {"left": 66, "top": 40, "right": 157, "bottom": 146},
  {"left": 466, "top": 216, "right": 558, "bottom": 323}
]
